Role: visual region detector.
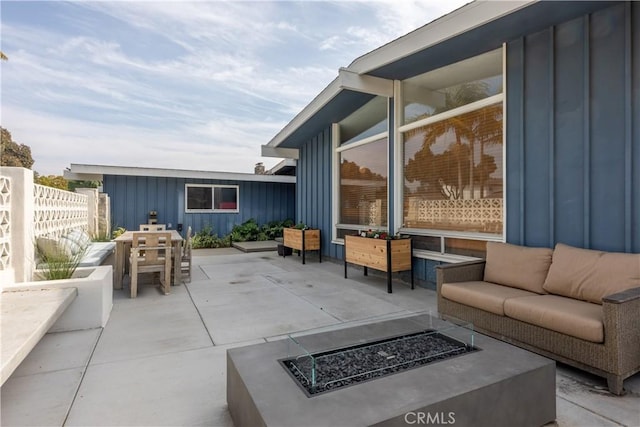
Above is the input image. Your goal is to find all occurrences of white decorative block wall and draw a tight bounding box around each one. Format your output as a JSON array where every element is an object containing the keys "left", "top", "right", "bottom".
[
  {"left": 33, "top": 184, "right": 88, "bottom": 239},
  {"left": 0, "top": 176, "right": 12, "bottom": 283}
]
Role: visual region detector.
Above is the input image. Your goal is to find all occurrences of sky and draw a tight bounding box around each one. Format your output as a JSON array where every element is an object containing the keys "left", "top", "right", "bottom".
[{"left": 1, "top": 0, "right": 470, "bottom": 176}]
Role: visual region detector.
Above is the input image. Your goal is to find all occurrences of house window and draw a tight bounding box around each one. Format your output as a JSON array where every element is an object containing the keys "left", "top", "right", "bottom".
[
  {"left": 185, "top": 184, "right": 239, "bottom": 213},
  {"left": 338, "top": 137, "right": 388, "bottom": 237},
  {"left": 333, "top": 96, "right": 388, "bottom": 240},
  {"left": 399, "top": 48, "right": 504, "bottom": 256}
]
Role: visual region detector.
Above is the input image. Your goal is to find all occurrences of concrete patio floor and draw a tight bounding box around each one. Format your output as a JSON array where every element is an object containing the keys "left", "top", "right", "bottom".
[{"left": 1, "top": 248, "right": 639, "bottom": 427}]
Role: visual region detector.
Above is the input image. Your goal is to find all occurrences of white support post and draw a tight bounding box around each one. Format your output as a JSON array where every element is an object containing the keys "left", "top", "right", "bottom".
[
  {"left": 98, "top": 193, "right": 111, "bottom": 238},
  {"left": 1, "top": 167, "right": 35, "bottom": 283},
  {"left": 76, "top": 188, "right": 99, "bottom": 237}
]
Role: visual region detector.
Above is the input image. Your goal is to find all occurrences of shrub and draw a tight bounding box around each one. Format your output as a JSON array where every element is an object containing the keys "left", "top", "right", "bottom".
[
  {"left": 261, "top": 219, "right": 293, "bottom": 240},
  {"left": 192, "top": 219, "right": 295, "bottom": 247},
  {"left": 230, "top": 219, "right": 294, "bottom": 242},
  {"left": 230, "top": 219, "right": 262, "bottom": 242},
  {"left": 191, "top": 225, "right": 229, "bottom": 249}
]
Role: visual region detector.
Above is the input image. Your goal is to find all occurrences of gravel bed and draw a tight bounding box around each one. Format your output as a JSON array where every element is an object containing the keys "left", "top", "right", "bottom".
[{"left": 282, "top": 330, "right": 474, "bottom": 396}]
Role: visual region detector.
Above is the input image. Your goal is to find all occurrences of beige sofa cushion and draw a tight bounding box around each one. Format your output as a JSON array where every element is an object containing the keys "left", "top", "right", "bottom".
[
  {"left": 543, "top": 243, "right": 640, "bottom": 304},
  {"left": 484, "top": 242, "right": 553, "bottom": 294},
  {"left": 441, "top": 281, "right": 538, "bottom": 315},
  {"left": 504, "top": 295, "right": 603, "bottom": 343}
]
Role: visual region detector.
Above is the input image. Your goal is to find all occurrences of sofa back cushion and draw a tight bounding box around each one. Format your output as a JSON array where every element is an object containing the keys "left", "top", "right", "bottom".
[
  {"left": 36, "top": 236, "right": 74, "bottom": 259},
  {"left": 484, "top": 242, "right": 553, "bottom": 294},
  {"left": 543, "top": 243, "right": 640, "bottom": 304},
  {"left": 65, "top": 228, "right": 92, "bottom": 248}
]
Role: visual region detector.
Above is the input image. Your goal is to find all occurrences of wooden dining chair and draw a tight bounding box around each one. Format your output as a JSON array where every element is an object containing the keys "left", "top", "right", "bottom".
[
  {"left": 181, "top": 226, "right": 193, "bottom": 283},
  {"left": 129, "top": 231, "right": 172, "bottom": 298},
  {"left": 140, "top": 224, "right": 166, "bottom": 231}
]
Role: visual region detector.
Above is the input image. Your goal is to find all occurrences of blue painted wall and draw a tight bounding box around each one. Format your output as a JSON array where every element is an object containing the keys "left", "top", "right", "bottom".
[
  {"left": 506, "top": 2, "right": 640, "bottom": 253},
  {"left": 293, "top": 1, "right": 639, "bottom": 289},
  {"left": 103, "top": 175, "right": 295, "bottom": 237},
  {"left": 296, "top": 128, "right": 339, "bottom": 259}
]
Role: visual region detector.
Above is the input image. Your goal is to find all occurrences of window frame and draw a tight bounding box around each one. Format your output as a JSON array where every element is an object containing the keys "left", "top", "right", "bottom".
[
  {"left": 394, "top": 45, "right": 507, "bottom": 258},
  {"left": 184, "top": 184, "right": 240, "bottom": 213},
  {"left": 332, "top": 132, "right": 389, "bottom": 243},
  {"left": 331, "top": 96, "right": 391, "bottom": 243}
]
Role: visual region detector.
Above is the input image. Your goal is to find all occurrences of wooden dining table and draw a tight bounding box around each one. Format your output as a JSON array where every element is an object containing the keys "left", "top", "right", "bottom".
[{"left": 113, "top": 230, "right": 184, "bottom": 290}]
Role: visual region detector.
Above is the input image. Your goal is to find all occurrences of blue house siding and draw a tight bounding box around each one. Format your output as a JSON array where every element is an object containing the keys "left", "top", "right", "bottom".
[
  {"left": 506, "top": 2, "right": 640, "bottom": 252},
  {"left": 296, "top": 127, "right": 340, "bottom": 259},
  {"left": 103, "top": 175, "right": 295, "bottom": 237}
]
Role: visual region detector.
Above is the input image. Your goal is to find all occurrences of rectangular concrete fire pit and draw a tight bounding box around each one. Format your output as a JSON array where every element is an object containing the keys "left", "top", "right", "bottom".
[{"left": 227, "top": 314, "right": 556, "bottom": 427}]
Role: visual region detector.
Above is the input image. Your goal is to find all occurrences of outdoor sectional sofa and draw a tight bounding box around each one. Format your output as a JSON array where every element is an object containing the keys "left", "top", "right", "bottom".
[
  {"left": 36, "top": 228, "right": 115, "bottom": 269},
  {"left": 436, "top": 242, "right": 640, "bottom": 395}
]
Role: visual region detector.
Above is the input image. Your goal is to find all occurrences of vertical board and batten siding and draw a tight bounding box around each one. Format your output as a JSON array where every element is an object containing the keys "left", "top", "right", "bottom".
[
  {"left": 506, "top": 2, "right": 639, "bottom": 253},
  {"left": 103, "top": 175, "right": 295, "bottom": 237},
  {"left": 296, "top": 127, "right": 340, "bottom": 259}
]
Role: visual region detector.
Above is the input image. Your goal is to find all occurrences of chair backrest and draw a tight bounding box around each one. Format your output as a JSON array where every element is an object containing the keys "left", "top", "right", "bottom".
[
  {"left": 132, "top": 232, "right": 171, "bottom": 263},
  {"left": 140, "top": 224, "right": 166, "bottom": 231},
  {"left": 184, "top": 226, "right": 192, "bottom": 258}
]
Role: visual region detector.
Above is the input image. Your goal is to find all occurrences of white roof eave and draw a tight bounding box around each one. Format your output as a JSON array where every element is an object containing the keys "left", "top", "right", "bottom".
[
  {"left": 67, "top": 164, "right": 296, "bottom": 184},
  {"left": 264, "top": 76, "right": 341, "bottom": 149},
  {"left": 348, "top": 0, "right": 536, "bottom": 74}
]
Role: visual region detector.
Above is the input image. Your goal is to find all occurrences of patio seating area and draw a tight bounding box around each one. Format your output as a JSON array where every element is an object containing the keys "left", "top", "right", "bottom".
[{"left": 1, "top": 248, "right": 639, "bottom": 426}]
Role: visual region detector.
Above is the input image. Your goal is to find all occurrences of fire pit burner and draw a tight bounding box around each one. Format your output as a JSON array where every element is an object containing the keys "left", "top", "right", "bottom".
[{"left": 281, "top": 330, "right": 476, "bottom": 396}]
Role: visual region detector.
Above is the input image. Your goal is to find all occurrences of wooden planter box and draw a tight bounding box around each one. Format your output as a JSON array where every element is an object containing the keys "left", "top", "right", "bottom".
[
  {"left": 283, "top": 228, "right": 321, "bottom": 264},
  {"left": 344, "top": 235, "right": 413, "bottom": 293}
]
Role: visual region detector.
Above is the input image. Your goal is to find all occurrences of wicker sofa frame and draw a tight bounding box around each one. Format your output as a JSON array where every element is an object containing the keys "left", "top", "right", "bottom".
[{"left": 436, "top": 260, "right": 640, "bottom": 395}]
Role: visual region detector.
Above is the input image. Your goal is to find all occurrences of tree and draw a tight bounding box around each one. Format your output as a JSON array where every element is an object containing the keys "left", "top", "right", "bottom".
[
  {"left": 34, "top": 175, "right": 68, "bottom": 190},
  {"left": 1, "top": 126, "right": 86, "bottom": 191},
  {"left": 68, "top": 180, "right": 100, "bottom": 191},
  {"left": 1, "top": 127, "right": 35, "bottom": 169}
]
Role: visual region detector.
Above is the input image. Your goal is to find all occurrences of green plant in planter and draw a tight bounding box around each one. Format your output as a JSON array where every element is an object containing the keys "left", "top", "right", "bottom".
[
  {"left": 112, "top": 226, "right": 127, "bottom": 239},
  {"left": 293, "top": 222, "right": 309, "bottom": 230},
  {"left": 34, "top": 238, "right": 87, "bottom": 280},
  {"left": 357, "top": 229, "right": 405, "bottom": 240},
  {"left": 92, "top": 231, "right": 112, "bottom": 242}
]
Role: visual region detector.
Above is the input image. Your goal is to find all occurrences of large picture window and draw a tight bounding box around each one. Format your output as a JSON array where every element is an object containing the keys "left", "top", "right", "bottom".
[
  {"left": 334, "top": 96, "right": 388, "bottom": 240},
  {"left": 400, "top": 48, "right": 504, "bottom": 254},
  {"left": 185, "top": 184, "right": 239, "bottom": 213},
  {"left": 338, "top": 138, "right": 388, "bottom": 238}
]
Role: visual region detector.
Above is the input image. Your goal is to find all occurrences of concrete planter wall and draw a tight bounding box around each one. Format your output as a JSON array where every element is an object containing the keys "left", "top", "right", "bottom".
[{"left": 2, "top": 266, "right": 113, "bottom": 331}]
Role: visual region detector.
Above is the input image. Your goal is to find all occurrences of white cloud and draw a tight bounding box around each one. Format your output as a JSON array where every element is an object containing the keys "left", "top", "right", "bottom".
[
  {"left": 3, "top": 106, "right": 281, "bottom": 175},
  {"left": 1, "top": 0, "right": 471, "bottom": 176}
]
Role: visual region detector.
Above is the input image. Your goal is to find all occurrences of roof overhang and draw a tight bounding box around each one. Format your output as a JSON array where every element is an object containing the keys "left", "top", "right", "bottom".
[
  {"left": 262, "top": 70, "right": 393, "bottom": 156},
  {"left": 65, "top": 164, "right": 296, "bottom": 184},
  {"left": 266, "top": 158, "right": 296, "bottom": 176},
  {"left": 263, "top": 0, "right": 616, "bottom": 152}
]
